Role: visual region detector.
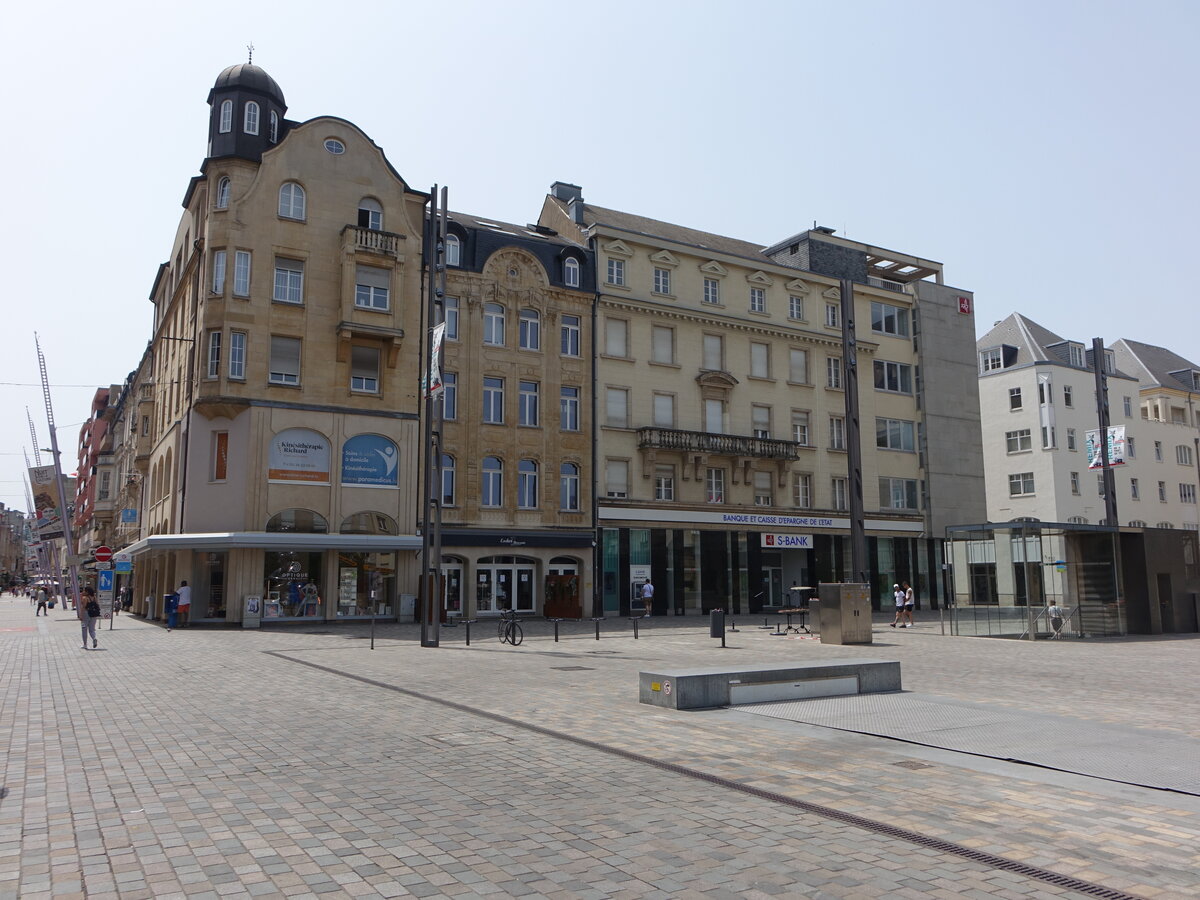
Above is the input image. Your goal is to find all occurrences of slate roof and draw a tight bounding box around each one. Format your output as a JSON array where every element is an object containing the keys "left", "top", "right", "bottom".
[
  {"left": 1110, "top": 339, "right": 1200, "bottom": 392},
  {"left": 977, "top": 313, "right": 1136, "bottom": 380},
  {"left": 447, "top": 209, "right": 587, "bottom": 250}
]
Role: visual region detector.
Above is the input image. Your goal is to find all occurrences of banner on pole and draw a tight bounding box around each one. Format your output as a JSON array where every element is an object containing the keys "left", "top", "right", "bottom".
[
  {"left": 28, "top": 465, "right": 65, "bottom": 539},
  {"left": 427, "top": 322, "right": 446, "bottom": 399},
  {"left": 1086, "top": 425, "right": 1127, "bottom": 469}
]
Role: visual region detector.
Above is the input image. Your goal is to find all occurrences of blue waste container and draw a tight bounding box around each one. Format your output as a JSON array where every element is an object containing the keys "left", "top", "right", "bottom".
[{"left": 164, "top": 592, "right": 179, "bottom": 630}]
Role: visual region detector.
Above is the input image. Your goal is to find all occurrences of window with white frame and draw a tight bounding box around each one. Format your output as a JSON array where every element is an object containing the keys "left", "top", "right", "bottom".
[
  {"left": 350, "top": 346, "right": 380, "bottom": 393},
  {"left": 703, "top": 278, "right": 720, "bottom": 305},
  {"left": 561, "top": 315, "right": 581, "bottom": 356},
  {"left": 219, "top": 99, "right": 233, "bottom": 133},
  {"left": 831, "top": 477, "right": 848, "bottom": 511},
  {"left": 1071, "top": 471, "right": 1080, "bottom": 494},
  {"left": 826, "top": 356, "right": 842, "bottom": 389},
  {"left": 793, "top": 473, "right": 812, "bottom": 508},
  {"left": 273, "top": 258, "right": 304, "bottom": 304},
  {"left": 789, "top": 348, "right": 808, "bottom": 383},
  {"left": 606, "top": 258, "right": 625, "bottom": 286},
  {"left": 1006, "top": 429, "right": 1033, "bottom": 453},
  {"left": 269, "top": 111, "right": 279, "bottom": 143},
  {"left": 244, "top": 101, "right": 259, "bottom": 134},
  {"left": 483, "top": 377, "right": 504, "bottom": 424},
  {"left": 873, "top": 360, "right": 912, "bottom": 394},
  {"left": 1067, "top": 427, "right": 1077, "bottom": 450},
  {"left": 441, "top": 455, "right": 455, "bottom": 506},
  {"left": 705, "top": 467, "right": 725, "bottom": 503},
  {"left": 206, "top": 331, "right": 221, "bottom": 378},
  {"left": 358, "top": 197, "right": 383, "bottom": 230},
  {"left": 560, "top": 462, "right": 580, "bottom": 510},
  {"left": 1123, "top": 396, "right": 1132, "bottom": 417},
  {"left": 829, "top": 415, "right": 846, "bottom": 450},
  {"left": 278, "top": 182, "right": 305, "bottom": 220},
  {"left": 1041, "top": 425, "right": 1056, "bottom": 449},
  {"left": 653, "top": 393, "right": 674, "bottom": 428},
  {"left": 750, "top": 342, "right": 769, "bottom": 378},
  {"left": 605, "top": 318, "right": 628, "bottom": 357},
  {"left": 651, "top": 325, "right": 674, "bottom": 364},
  {"left": 268, "top": 337, "right": 300, "bottom": 385},
  {"left": 564, "top": 256, "right": 580, "bottom": 287},
  {"left": 605, "top": 387, "right": 629, "bottom": 428},
  {"left": 788, "top": 295, "right": 805, "bottom": 319},
  {"left": 1177, "top": 445, "right": 1194, "bottom": 466},
  {"left": 1009, "top": 472, "right": 1035, "bottom": 495},
  {"left": 443, "top": 297, "right": 459, "bottom": 339},
  {"left": 1009, "top": 387, "right": 1022, "bottom": 410},
  {"left": 233, "top": 251, "right": 251, "bottom": 296},
  {"left": 215, "top": 176, "right": 230, "bottom": 210},
  {"left": 1155, "top": 441, "right": 1163, "bottom": 461},
  {"left": 749, "top": 287, "right": 766, "bottom": 313},
  {"left": 654, "top": 465, "right": 675, "bottom": 501},
  {"left": 445, "top": 234, "right": 461, "bottom": 266},
  {"left": 1067, "top": 515, "right": 1087, "bottom": 525},
  {"left": 705, "top": 399, "right": 725, "bottom": 434},
  {"left": 871, "top": 301, "right": 909, "bottom": 336},
  {"left": 1063, "top": 385, "right": 1073, "bottom": 407},
  {"left": 517, "top": 460, "right": 539, "bottom": 509},
  {"left": 519, "top": 309, "right": 541, "bottom": 351},
  {"left": 1130, "top": 477, "right": 1139, "bottom": 500},
  {"left": 1127, "top": 436, "right": 1136, "bottom": 458},
  {"left": 483, "top": 303, "right": 505, "bottom": 346},
  {"left": 481, "top": 457, "right": 503, "bottom": 507},
  {"left": 876, "top": 417, "right": 915, "bottom": 451},
  {"left": 605, "top": 459, "right": 628, "bottom": 498},
  {"left": 879, "top": 477, "right": 918, "bottom": 510},
  {"left": 825, "top": 303, "right": 840, "bottom": 328},
  {"left": 653, "top": 267, "right": 670, "bottom": 294},
  {"left": 212, "top": 250, "right": 226, "bottom": 294},
  {"left": 752, "top": 405, "right": 771, "bottom": 439},
  {"left": 518, "top": 381, "right": 539, "bottom": 426},
  {"left": 560, "top": 386, "right": 579, "bottom": 431},
  {"left": 979, "top": 348, "right": 1002, "bottom": 373},
  {"left": 441, "top": 372, "right": 457, "bottom": 419},
  {"left": 355, "top": 265, "right": 389, "bottom": 310},
  {"left": 1158, "top": 481, "right": 1167, "bottom": 502},
  {"left": 703, "top": 334, "right": 723, "bottom": 370},
  {"left": 228, "top": 331, "right": 246, "bottom": 380},
  {"left": 1182, "top": 483, "right": 1197, "bottom": 504},
  {"left": 1096, "top": 473, "right": 1105, "bottom": 498},
  {"left": 792, "top": 410, "right": 810, "bottom": 444},
  {"left": 754, "top": 471, "right": 773, "bottom": 506}
]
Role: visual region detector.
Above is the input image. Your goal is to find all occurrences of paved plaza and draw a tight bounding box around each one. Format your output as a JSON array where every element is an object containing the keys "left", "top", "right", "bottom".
[{"left": 2, "top": 594, "right": 1198, "bottom": 899}]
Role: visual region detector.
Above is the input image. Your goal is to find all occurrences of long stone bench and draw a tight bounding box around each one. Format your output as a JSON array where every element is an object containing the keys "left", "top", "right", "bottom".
[{"left": 640, "top": 659, "right": 900, "bottom": 710}]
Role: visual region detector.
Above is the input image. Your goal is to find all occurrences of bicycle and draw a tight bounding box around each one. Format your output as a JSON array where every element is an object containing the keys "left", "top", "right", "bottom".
[{"left": 497, "top": 608, "right": 523, "bottom": 646}]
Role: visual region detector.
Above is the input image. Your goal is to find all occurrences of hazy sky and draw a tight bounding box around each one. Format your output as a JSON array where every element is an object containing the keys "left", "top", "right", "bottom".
[{"left": 1, "top": 0, "right": 1196, "bottom": 512}]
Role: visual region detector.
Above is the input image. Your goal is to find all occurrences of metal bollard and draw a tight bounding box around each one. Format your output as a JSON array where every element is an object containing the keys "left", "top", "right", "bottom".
[
  {"left": 630, "top": 617, "right": 639, "bottom": 639},
  {"left": 594, "top": 617, "right": 602, "bottom": 640},
  {"left": 551, "top": 618, "right": 561, "bottom": 642},
  {"left": 464, "top": 619, "right": 474, "bottom": 646}
]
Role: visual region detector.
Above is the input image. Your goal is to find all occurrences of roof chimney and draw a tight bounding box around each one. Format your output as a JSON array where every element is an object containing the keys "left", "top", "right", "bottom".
[{"left": 551, "top": 181, "right": 585, "bottom": 225}]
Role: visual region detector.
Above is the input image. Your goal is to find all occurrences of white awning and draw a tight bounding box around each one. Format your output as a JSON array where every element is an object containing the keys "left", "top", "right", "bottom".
[{"left": 123, "top": 532, "right": 422, "bottom": 557}]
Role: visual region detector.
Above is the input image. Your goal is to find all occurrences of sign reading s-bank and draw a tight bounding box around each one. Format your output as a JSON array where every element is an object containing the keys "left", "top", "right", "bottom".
[
  {"left": 761, "top": 533, "right": 813, "bottom": 549},
  {"left": 341, "top": 434, "right": 399, "bottom": 487},
  {"left": 268, "top": 428, "right": 330, "bottom": 483}
]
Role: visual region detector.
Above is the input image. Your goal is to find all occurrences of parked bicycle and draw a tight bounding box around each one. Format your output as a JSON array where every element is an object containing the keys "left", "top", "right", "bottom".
[{"left": 497, "top": 607, "right": 523, "bottom": 645}]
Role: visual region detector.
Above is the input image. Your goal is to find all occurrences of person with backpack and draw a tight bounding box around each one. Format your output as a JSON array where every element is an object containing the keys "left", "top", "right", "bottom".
[{"left": 81, "top": 587, "right": 101, "bottom": 650}]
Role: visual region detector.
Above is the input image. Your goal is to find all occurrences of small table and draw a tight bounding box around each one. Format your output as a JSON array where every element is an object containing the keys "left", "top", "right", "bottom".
[{"left": 772, "top": 607, "right": 811, "bottom": 635}]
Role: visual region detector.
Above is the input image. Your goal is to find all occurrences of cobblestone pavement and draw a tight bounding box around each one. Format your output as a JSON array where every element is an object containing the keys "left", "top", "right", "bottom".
[{"left": 2, "top": 595, "right": 1198, "bottom": 899}]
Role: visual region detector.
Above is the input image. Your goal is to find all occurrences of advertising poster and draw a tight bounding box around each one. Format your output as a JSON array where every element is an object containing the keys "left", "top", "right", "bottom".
[
  {"left": 1086, "top": 425, "right": 1127, "bottom": 469},
  {"left": 28, "top": 465, "right": 65, "bottom": 539},
  {"left": 340, "top": 434, "right": 399, "bottom": 487},
  {"left": 268, "top": 428, "right": 330, "bottom": 483}
]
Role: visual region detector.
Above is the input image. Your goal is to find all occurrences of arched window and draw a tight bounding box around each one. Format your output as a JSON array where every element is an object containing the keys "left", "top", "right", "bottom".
[
  {"left": 517, "top": 460, "right": 539, "bottom": 509},
  {"left": 564, "top": 256, "right": 580, "bottom": 288},
  {"left": 279, "top": 182, "right": 306, "bottom": 220},
  {"left": 265, "top": 509, "right": 329, "bottom": 533},
  {"left": 244, "top": 101, "right": 260, "bottom": 135},
  {"left": 519, "top": 309, "right": 540, "bottom": 351},
  {"left": 483, "top": 303, "right": 505, "bottom": 346},
  {"left": 358, "top": 197, "right": 383, "bottom": 231},
  {"left": 445, "top": 234, "right": 461, "bottom": 266},
  {"left": 269, "top": 110, "right": 279, "bottom": 143},
  {"left": 560, "top": 462, "right": 580, "bottom": 510},
  {"left": 482, "top": 457, "right": 503, "bottom": 507},
  {"left": 441, "top": 454, "right": 455, "bottom": 506},
  {"left": 339, "top": 512, "right": 397, "bottom": 534},
  {"left": 219, "top": 99, "right": 233, "bottom": 133},
  {"left": 215, "top": 176, "right": 230, "bottom": 210}
]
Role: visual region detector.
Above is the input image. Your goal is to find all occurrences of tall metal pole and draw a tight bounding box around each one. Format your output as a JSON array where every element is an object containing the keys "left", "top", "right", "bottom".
[
  {"left": 1092, "top": 338, "right": 1119, "bottom": 527},
  {"left": 419, "top": 186, "right": 447, "bottom": 648},
  {"left": 36, "top": 336, "right": 83, "bottom": 616},
  {"left": 840, "top": 278, "right": 868, "bottom": 584}
]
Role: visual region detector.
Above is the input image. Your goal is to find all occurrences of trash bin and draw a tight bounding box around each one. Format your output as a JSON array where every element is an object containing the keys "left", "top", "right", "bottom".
[
  {"left": 709, "top": 608, "right": 725, "bottom": 638},
  {"left": 164, "top": 592, "right": 179, "bottom": 629}
]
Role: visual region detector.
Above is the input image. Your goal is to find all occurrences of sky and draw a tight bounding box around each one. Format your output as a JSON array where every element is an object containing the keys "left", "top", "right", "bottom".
[{"left": 1, "top": 0, "right": 1196, "bottom": 512}]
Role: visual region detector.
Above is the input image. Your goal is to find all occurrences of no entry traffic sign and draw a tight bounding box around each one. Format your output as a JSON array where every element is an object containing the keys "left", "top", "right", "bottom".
[{"left": 94, "top": 546, "right": 113, "bottom": 564}]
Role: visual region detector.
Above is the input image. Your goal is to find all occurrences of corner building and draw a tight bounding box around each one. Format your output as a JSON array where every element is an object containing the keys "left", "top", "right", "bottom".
[
  {"left": 540, "top": 184, "right": 985, "bottom": 614},
  {"left": 126, "top": 64, "right": 428, "bottom": 623}
]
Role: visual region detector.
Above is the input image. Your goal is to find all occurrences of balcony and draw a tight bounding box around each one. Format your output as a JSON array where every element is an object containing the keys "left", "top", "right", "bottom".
[
  {"left": 638, "top": 427, "right": 801, "bottom": 460},
  {"left": 343, "top": 225, "right": 405, "bottom": 258}
]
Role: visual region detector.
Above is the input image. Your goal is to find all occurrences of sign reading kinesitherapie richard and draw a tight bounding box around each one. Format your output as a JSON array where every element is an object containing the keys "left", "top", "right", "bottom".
[
  {"left": 268, "top": 428, "right": 331, "bottom": 483},
  {"left": 341, "top": 434, "right": 399, "bottom": 487}
]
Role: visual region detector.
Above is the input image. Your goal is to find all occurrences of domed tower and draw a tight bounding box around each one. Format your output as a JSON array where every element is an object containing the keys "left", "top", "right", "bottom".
[{"left": 206, "top": 62, "right": 288, "bottom": 162}]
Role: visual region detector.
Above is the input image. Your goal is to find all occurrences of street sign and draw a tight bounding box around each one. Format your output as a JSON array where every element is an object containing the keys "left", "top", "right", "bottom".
[
  {"left": 113, "top": 550, "right": 132, "bottom": 563},
  {"left": 115, "top": 561, "right": 133, "bottom": 573},
  {"left": 94, "top": 546, "right": 113, "bottom": 563},
  {"left": 98, "top": 570, "right": 114, "bottom": 592},
  {"left": 96, "top": 561, "right": 113, "bottom": 571}
]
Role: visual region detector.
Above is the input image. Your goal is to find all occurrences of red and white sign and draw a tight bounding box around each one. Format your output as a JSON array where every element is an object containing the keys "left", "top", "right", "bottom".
[
  {"left": 93, "top": 546, "right": 113, "bottom": 563},
  {"left": 958, "top": 296, "right": 972, "bottom": 314}
]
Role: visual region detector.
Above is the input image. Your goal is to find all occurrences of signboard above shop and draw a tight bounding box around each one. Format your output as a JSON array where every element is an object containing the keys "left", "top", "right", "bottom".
[
  {"left": 268, "top": 428, "right": 331, "bottom": 483},
  {"left": 340, "top": 434, "right": 399, "bottom": 487}
]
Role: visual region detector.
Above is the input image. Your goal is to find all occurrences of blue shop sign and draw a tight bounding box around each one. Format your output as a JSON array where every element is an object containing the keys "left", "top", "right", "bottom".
[{"left": 341, "top": 434, "right": 399, "bottom": 487}]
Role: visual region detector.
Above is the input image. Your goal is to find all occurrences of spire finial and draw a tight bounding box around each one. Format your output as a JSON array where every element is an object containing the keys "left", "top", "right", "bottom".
[{"left": 247, "top": 42, "right": 255, "bottom": 64}]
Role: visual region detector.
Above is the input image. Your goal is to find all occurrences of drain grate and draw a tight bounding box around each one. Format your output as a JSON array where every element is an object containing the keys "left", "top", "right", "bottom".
[
  {"left": 892, "top": 760, "right": 934, "bottom": 770},
  {"left": 550, "top": 666, "right": 595, "bottom": 671}
]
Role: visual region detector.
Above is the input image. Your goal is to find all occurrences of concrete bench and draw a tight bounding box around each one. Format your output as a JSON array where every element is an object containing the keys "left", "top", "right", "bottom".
[{"left": 640, "top": 659, "right": 900, "bottom": 710}]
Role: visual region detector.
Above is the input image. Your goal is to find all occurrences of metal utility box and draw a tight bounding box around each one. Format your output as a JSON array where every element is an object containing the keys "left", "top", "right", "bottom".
[{"left": 818, "top": 583, "right": 873, "bottom": 644}]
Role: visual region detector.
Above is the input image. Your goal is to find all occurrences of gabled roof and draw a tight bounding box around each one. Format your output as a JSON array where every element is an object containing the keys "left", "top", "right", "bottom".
[
  {"left": 976, "top": 313, "right": 1136, "bottom": 379},
  {"left": 1110, "top": 339, "right": 1200, "bottom": 392}
]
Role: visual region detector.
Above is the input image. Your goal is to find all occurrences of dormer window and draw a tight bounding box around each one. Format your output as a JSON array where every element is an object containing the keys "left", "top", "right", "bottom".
[
  {"left": 979, "top": 347, "right": 1003, "bottom": 373},
  {"left": 215, "top": 177, "right": 230, "bottom": 210},
  {"left": 564, "top": 256, "right": 580, "bottom": 288},
  {"left": 269, "top": 111, "right": 279, "bottom": 143},
  {"left": 244, "top": 101, "right": 260, "bottom": 135},
  {"left": 219, "top": 99, "right": 233, "bottom": 133},
  {"left": 357, "top": 198, "right": 382, "bottom": 231},
  {"left": 445, "top": 234, "right": 461, "bottom": 266},
  {"left": 1068, "top": 343, "right": 1085, "bottom": 367}
]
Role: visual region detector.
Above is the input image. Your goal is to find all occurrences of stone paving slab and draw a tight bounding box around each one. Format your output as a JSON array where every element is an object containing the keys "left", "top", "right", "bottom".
[{"left": 3, "top": 597, "right": 1199, "bottom": 898}]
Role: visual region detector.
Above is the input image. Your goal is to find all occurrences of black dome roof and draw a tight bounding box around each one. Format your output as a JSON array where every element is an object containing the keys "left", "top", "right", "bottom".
[{"left": 211, "top": 63, "right": 285, "bottom": 106}]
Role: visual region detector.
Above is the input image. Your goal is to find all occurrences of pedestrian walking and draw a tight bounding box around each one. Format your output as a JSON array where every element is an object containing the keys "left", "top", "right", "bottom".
[
  {"left": 176, "top": 580, "right": 192, "bottom": 627},
  {"left": 902, "top": 581, "right": 916, "bottom": 628},
  {"left": 640, "top": 580, "right": 655, "bottom": 617},
  {"left": 1047, "top": 601, "right": 1067, "bottom": 638},
  {"left": 36, "top": 586, "right": 49, "bottom": 616},
  {"left": 81, "top": 587, "right": 101, "bottom": 650},
  {"left": 890, "top": 584, "right": 905, "bottom": 627}
]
